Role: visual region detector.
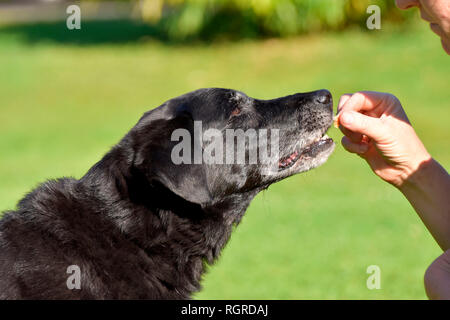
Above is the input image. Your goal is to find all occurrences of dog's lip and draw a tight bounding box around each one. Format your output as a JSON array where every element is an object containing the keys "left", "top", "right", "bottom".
[
  {"left": 278, "top": 133, "right": 333, "bottom": 170},
  {"left": 300, "top": 135, "right": 334, "bottom": 158}
]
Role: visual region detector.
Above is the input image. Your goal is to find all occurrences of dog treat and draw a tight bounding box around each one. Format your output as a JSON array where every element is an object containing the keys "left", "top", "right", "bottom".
[{"left": 333, "top": 114, "right": 340, "bottom": 128}]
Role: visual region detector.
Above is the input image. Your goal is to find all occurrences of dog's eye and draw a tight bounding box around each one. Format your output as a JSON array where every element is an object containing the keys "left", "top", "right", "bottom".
[{"left": 230, "top": 107, "right": 241, "bottom": 117}]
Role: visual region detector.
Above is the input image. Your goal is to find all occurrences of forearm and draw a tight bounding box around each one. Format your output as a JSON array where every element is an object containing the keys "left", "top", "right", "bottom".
[{"left": 399, "top": 158, "right": 450, "bottom": 251}]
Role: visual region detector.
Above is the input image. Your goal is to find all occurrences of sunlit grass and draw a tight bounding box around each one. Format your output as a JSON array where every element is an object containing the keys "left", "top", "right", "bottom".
[{"left": 0, "top": 21, "right": 448, "bottom": 299}]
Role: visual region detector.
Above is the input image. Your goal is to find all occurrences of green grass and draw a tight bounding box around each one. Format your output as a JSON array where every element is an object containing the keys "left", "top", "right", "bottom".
[{"left": 0, "top": 21, "right": 448, "bottom": 299}]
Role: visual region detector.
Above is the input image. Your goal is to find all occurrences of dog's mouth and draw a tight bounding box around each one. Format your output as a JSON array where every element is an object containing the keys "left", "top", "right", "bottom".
[{"left": 278, "top": 133, "right": 333, "bottom": 171}]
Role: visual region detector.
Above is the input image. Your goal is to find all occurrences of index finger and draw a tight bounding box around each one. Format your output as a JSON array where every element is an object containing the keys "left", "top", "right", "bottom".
[{"left": 338, "top": 91, "right": 397, "bottom": 117}]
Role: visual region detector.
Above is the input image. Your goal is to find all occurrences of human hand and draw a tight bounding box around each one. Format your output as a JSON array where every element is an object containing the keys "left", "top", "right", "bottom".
[{"left": 337, "top": 91, "right": 431, "bottom": 188}]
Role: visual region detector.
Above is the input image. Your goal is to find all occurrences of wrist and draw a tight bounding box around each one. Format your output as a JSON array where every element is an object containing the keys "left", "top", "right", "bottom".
[
  {"left": 396, "top": 130, "right": 432, "bottom": 189},
  {"left": 398, "top": 156, "right": 437, "bottom": 193}
]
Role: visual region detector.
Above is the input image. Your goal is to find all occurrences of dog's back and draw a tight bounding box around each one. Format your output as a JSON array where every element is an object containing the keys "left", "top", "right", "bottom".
[
  {"left": 0, "top": 178, "right": 178, "bottom": 299},
  {"left": 0, "top": 170, "right": 231, "bottom": 299},
  {"left": 0, "top": 178, "right": 84, "bottom": 298}
]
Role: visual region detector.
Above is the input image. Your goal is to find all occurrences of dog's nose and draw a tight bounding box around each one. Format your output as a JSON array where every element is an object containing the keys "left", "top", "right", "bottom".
[{"left": 315, "top": 90, "right": 332, "bottom": 105}]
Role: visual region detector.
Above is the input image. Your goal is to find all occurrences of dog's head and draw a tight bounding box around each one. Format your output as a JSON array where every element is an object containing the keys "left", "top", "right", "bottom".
[{"left": 129, "top": 88, "right": 334, "bottom": 205}]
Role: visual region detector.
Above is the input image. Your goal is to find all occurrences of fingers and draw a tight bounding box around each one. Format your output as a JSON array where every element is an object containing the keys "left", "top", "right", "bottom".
[
  {"left": 339, "top": 110, "right": 387, "bottom": 143},
  {"left": 338, "top": 91, "right": 397, "bottom": 116},
  {"left": 337, "top": 94, "right": 352, "bottom": 113},
  {"left": 341, "top": 136, "right": 369, "bottom": 155},
  {"left": 339, "top": 124, "right": 363, "bottom": 143},
  {"left": 338, "top": 94, "right": 363, "bottom": 142}
]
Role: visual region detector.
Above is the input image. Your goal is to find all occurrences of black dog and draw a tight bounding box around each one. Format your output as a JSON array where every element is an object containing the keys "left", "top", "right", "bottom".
[{"left": 0, "top": 88, "right": 334, "bottom": 299}]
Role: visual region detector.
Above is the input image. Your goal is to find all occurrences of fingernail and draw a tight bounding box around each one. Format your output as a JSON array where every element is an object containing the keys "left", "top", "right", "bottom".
[{"left": 341, "top": 112, "right": 354, "bottom": 125}]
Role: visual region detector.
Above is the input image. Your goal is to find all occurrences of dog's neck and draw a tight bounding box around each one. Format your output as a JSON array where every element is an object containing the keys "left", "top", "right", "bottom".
[
  {"left": 126, "top": 179, "right": 258, "bottom": 298},
  {"left": 81, "top": 152, "right": 259, "bottom": 298}
]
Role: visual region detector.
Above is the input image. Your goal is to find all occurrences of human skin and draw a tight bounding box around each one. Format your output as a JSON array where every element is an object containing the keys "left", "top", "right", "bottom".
[
  {"left": 395, "top": 0, "right": 450, "bottom": 54},
  {"left": 336, "top": 0, "right": 450, "bottom": 300},
  {"left": 337, "top": 91, "right": 450, "bottom": 300},
  {"left": 337, "top": 92, "right": 450, "bottom": 250}
]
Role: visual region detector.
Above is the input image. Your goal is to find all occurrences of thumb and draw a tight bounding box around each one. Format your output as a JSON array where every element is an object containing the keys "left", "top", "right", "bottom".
[{"left": 339, "top": 111, "right": 386, "bottom": 142}]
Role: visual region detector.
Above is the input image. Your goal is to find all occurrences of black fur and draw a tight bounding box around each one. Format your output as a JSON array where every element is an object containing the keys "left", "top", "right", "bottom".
[{"left": 0, "top": 88, "right": 334, "bottom": 299}]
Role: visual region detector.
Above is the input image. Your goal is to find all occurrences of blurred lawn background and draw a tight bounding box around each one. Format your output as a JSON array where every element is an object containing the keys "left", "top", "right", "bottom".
[{"left": 0, "top": 0, "right": 449, "bottom": 299}]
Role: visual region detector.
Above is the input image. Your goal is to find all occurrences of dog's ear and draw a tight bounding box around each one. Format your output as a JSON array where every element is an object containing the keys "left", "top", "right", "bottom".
[{"left": 131, "top": 104, "right": 213, "bottom": 206}]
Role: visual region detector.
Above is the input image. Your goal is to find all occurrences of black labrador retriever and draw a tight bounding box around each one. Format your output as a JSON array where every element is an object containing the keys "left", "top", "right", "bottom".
[{"left": 0, "top": 88, "right": 334, "bottom": 299}]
